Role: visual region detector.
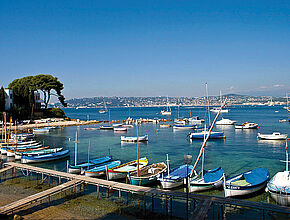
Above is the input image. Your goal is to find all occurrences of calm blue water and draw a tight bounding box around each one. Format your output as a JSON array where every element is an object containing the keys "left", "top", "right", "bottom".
[{"left": 11, "top": 106, "right": 290, "bottom": 203}]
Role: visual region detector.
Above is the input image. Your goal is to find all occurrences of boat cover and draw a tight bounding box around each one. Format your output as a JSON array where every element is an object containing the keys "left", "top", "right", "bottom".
[
  {"left": 243, "top": 168, "right": 270, "bottom": 186},
  {"left": 162, "top": 165, "right": 194, "bottom": 179},
  {"left": 204, "top": 167, "right": 224, "bottom": 183}
]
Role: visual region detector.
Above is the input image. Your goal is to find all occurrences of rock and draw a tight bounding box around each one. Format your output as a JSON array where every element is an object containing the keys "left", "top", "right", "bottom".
[{"left": 13, "top": 215, "right": 23, "bottom": 220}]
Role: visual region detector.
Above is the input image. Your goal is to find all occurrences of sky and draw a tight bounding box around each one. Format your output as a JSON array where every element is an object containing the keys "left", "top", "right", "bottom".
[{"left": 0, "top": 0, "right": 289, "bottom": 100}]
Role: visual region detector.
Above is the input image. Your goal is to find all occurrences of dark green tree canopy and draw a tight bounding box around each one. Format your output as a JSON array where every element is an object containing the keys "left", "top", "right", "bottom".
[
  {"left": 0, "top": 87, "right": 5, "bottom": 112},
  {"left": 9, "top": 74, "right": 66, "bottom": 109}
]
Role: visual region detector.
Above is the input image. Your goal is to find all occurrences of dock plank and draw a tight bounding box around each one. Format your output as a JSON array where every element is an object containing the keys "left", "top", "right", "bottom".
[
  {"left": 0, "top": 165, "right": 14, "bottom": 174},
  {"left": 190, "top": 200, "right": 212, "bottom": 220},
  {"left": 5, "top": 162, "right": 290, "bottom": 215},
  {"left": 0, "top": 179, "right": 82, "bottom": 214}
]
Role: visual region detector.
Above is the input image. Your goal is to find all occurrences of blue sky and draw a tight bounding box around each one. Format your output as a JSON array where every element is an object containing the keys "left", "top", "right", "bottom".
[{"left": 0, "top": 0, "right": 289, "bottom": 99}]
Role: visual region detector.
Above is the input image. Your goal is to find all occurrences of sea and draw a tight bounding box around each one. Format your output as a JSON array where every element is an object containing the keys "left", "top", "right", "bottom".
[{"left": 5, "top": 105, "right": 290, "bottom": 206}]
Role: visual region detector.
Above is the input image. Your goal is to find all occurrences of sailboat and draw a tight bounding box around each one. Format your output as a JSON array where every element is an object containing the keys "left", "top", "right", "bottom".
[
  {"left": 100, "top": 109, "right": 113, "bottom": 130},
  {"left": 127, "top": 120, "right": 167, "bottom": 186},
  {"left": 158, "top": 154, "right": 194, "bottom": 189},
  {"left": 189, "top": 84, "right": 225, "bottom": 139},
  {"left": 266, "top": 141, "right": 290, "bottom": 206},
  {"left": 67, "top": 133, "right": 112, "bottom": 174},
  {"left": 99, "top": 100, "right": 108, "bottom": 114},
  {"left": 210, "top": 90, "right": 229, "bottom": 113},
  {"left": 161, "top": 96, "right": 172, "bottom": 116},
  {"left": 189, "top": 125, "right": 225, "bottom": 192},
  {"left": 268, "top": 97, "right": 275, "bottom": 106}
]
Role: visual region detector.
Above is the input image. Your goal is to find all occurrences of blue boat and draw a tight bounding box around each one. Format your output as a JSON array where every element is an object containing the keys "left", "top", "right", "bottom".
[
  {"left": 224, "top": 168, "right": 270, "bottom": 197},
  {"left": 68, "top": 156, "right": 112, "bottom": 174},
  {"left": 128, "top": 162, "right": 167, "bottom": 186},
  {"left": 84, "top": 160, "right": 122, "bottom": 177},
  {"left": 189, "top": 131, "right": 225, "bottom": 139},
  {"left": 158, "top": 164, "right": 194, "bottom": 189},
  {"left": 21, "top": 149, "right": 70, "bottom": 164},
  {"left": 189, "top": 167, "right": 225, "bottom": 192}
]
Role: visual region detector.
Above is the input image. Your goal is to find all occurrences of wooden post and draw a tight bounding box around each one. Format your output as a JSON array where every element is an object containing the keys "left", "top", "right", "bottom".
[
  {"left": 170, "top": 196, "right": 173, "bottom": 218},
  {"left": 59, "top": 176, "right": 61, "bottom": 185},
  {"left": 48, "top": 195, "right": 50, "bottom": 206},
  {"left": 152, "top": 194, "right": 154, "bottom": 212},
  {"left": 143, "top": 195, "right": 146, "bottom": 216},
  {"left": 48, "top": 175, "right": 51, "bottom": 186},
  {"left": 126, "top": 192, "right": 129, "bottom": 205},
  {"left": 97, "top": 185, "right": 99, "bottom": 199},
  {"left": 119, "top": 190, "right": 121, "bottom": 203},
  {"left": 165, "top": 195, "right": 168, "bottom": 217}
]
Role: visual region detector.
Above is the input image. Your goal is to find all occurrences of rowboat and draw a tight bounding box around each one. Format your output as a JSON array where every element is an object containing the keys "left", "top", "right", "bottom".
[
  {"left": 84, "top": 160, "right": 122, "bottom": 177},
  {"left": 21, "top": 149, "right": 70, "bottom": 164},
  {"left": 224, "top": 168, "right": 270, "bottom": 197},
  {"left": 235, "top": 122, "right": 258, "bottom": 129},
  {"left": 14, "top": 147, "right": 58, "bottom": 160},
  {"left": 68, "top": 156, "right": 112, "bottom": 174},
  {"left": 108, "top": 157, "right": 148, "bottom": 180},
  {"left": 189, "top": 167, "right": 224, "bottom": 192},
  {"left": 128, "top": 162, "right": 167, "bottom": 186},
  {"left": 121, "top": 135, "right": 148, "bottom": 142},
  {"left": 216, "top": 118, "right": 236, "bottom": 125},
  {"left": 158, "top": 164, "right": 194, "bottom": 189},
  {"left": 7, "top": 145, "right": 47, "bottom": 157},
  {"left": 266, "top": 142, "right": 290, "bottom": 206},
  {"left": 2, "top": 143, "right": 42, "bottom": 155},
  {"left": 257, "top": 132, "right": 288, "bottom": 140}
]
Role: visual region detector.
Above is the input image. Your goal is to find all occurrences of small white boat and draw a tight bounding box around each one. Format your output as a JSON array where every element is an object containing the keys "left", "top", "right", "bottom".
[
  {"left": 121, "top": 135, "right": 148, "bottom": 142},
  {"left": 173, "top": 124, "right": 195, "bottom": 130},
  {"left": 160, "top": 124, "right": 171, "bottom": 128},
  {"left": 210, "top": 108, "right": 229, "bottom": 113},
  {"left": 99, "top": 125, "right": 113, "bottom": 130},
  {"left": 257, "top": 132, "right": 288, "bottom": 140},
  {"left": 33, "top": 128, "right": 50, "bottom": 133},
  {"left": 235, "top": 122, "right": 258, "bottom": 129},
  {"left": 113, "top": 127, "right": 128, "bottom": 132},
  {"left": 216, "top": 118, "right": 237, "bottom": 125},
  {"left": 188, "top": 116, "right": 204, "bottom": 124},
  {"left": 122, "top": 124, "right": 134, "bottom": 128},
  {"left": 161, "top": 110, "right": 171, "bottom": 116}
]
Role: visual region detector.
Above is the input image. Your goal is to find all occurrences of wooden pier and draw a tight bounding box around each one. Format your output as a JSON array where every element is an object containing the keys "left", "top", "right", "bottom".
[{"left": 1, "top": 162, "right": 290, "bottom": 218}]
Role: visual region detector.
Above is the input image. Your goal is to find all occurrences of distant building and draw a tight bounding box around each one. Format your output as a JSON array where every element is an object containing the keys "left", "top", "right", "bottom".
[
  {"left": 4, "top": 89, "right": 13, "bottom": 111},
  {"left": 4, "top": 89, "right": 42, "bottom": 110}
]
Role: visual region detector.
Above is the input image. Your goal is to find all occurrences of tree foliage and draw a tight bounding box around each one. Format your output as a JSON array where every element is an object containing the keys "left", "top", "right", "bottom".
[{"left": 8, "top": 74, "right": 66, "bottom": 109}]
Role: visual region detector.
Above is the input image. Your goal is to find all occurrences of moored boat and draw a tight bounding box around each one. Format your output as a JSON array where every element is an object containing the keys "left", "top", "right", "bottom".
[
  {"left": 216, "top": 118, "right": 236, "bottom": 125},
  {"left": 224, "top": 168, "right": 270, "bottom": 197},
  {"left": 33, "top": 128, "right": 51, "bottom": 133},
  {"left": 113, "top": 127, "right": 128, "bottom": 132},
  {"left": 84, "top": 160, "right": 121, "bottom": 177},
  {"left": 21, "top": 149, "right": 70, "bottom": 164},
  {"left": 14, "top": 147, "right": 59, "bottom": 160},
  {"left": 108, "top": 157, "right": 148, "bottom": 180},
  {"left": 189, "top": 131, "right": 225, "bottom": 139},
  {"left": 127, "top": 162, "right": 167, "bottom": 186},
  {"left": 173, "top": 124, "right": 195, "bottom": 130},
  {"left": 121, "top": 135, "right": 148, "bottom": 142},
  {"left": 235, "top": 122, "right": 258, "bottom": 129},
  {"left": 257, "top": 132, "right": 288, "bottom": 140}
]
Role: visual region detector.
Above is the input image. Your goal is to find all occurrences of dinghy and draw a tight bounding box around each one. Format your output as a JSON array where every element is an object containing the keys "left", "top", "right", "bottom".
[
  {"left": 108, "top": 157, "right": 148, "bottom": 180},
  {"left": 15, "top": 147, "right": 61, "bottom": 160},
  {"left": 128, "top": 162, "right": 167, "bottom": 186},
  {"left": 21, "top": 149, "right": 70, "bottom": 164},
  {"left": 266, "top": 142, "right": 290, "bottom": 206},
  {"left": 158, "top": 155, "right": 194, "bottom": 189},
  {"left": 84, "top": 160, "right": 121, "bottom": 177},
  {"left": 224, "top": 168, "right": 270, "bottom": 197},
  {"left": 121, "top": 135, "right": 148, "bottom": 142}
]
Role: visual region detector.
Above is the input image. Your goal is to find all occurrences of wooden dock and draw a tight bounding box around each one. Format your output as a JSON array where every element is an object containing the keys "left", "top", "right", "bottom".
[
  {"left": 1, "top": 162, "right": 290, "bottom": 218},
  {"left": 0, "top": 179, "right": 83, "bottom": 215}
]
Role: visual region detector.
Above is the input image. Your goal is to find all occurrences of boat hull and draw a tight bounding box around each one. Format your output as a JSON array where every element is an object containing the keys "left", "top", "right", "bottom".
[
  {"left": 160, "top": 178, "right": 184, "bottom": 189},
  {"left": 224, "top": 181, "right": 267, "bottom": 197},
  {"left": 21, "top": 150, "right": 70, "bottom": 164},
  {"left": 268, "top": 191, "right": 290, "bottom": 206}
]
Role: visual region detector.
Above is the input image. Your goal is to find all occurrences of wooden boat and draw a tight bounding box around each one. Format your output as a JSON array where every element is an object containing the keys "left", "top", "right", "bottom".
[
  {"left": 68, "top": 156, "right": 112, "bottom": 174},
  {"left": 4, "top": 143, "right": 42, "bottom": 156},
  {"left": 158, "top": 154, "right": 194, "bottom": 189},
  {"left": 128, "top": 162, "right": 167, "bottom": 186},
  {"left": 108, "top": 157, "right": 148, "bottom": 180},
  {"left": 121, "top": 135, "right": 148, "bottom": 142},
  {"left": 84, "top": 160, "right": 122, "bottom": 177},
  {"left": 235, "top": 122, "right": 258, "bottom": 129},
  {"left": 216, "top": 118, "right": 236, "bottom": 125},
  {"left": 14, "top": 147, "right": 55, "bottom": 160},
  {"left": 99, "top": 125, "right": 113, "bottom": 130},
  {"left": 21, "top": 149, "right": 70, "bottom": 164},
  {"left": 266, "top": 142, "right": 290, "bottom": 206},
  {"left": 189, "top": 167, "right": 224, "bottom": 192},
  {"left": 257, "top": 132, "right": 288, "bottom": 140},
  {"left": 7, "top": 145, "right": 48, "bottom": 157},
  {"left": 224, "top": 168, "right": 270, "bottom": 197}
]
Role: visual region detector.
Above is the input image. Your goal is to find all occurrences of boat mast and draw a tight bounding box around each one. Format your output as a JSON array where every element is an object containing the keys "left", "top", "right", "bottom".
[
  {"left": 74, "top": 131, "right": 78, "bottom": 166},
  {"left": 201, "top": 124, "right": 206, "bottom": 179},
  {"left": 88, "top": 140, "right": 91, "bottom": 169},
  {"left": 206, "top": 83, "right": 211, "bottom": 127},
  {"left": 286, "top": 141, "right": 289, "bottom": 172},
  {"left": 166, "top": 154, "right": 170, "bottom": 177},
  {"left": 4, "top": 112, "right": 6, "bottom": 142},
  {"left": 137, "top": 120, "right": 140, "bottom": 177},
  {"left": 190, "top": 99, "right": 227, "bottom": 176}
]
